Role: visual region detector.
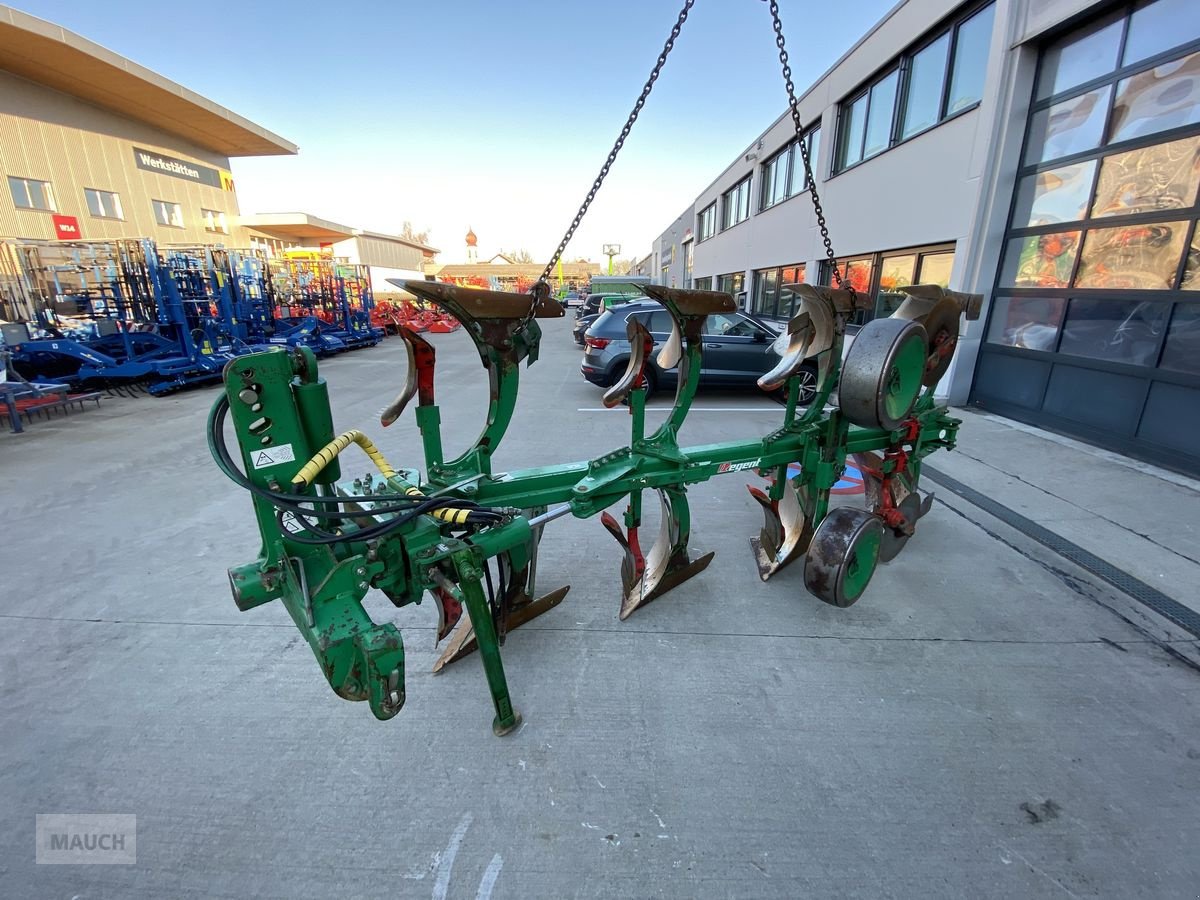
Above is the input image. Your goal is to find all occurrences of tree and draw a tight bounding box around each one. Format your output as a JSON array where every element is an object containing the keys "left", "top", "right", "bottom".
[
  {"left": 400, "top": 221, "right": 431, "bottom": 244},
  {"left": 498, "top": 248, "right": 536, "bottom": 264}
]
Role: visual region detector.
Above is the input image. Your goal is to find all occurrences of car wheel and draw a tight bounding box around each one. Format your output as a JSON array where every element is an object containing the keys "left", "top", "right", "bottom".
[
  {"left": 641, "top": 365, "right": 658, "bottom": 398},
  {"left": 796, "top": 363, "right": 818, "bottom": 406}
]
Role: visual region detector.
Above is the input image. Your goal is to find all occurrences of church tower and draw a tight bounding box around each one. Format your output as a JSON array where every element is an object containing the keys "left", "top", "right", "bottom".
[{"left": 465, "top": 226, "right": 478, "bottom": 264}]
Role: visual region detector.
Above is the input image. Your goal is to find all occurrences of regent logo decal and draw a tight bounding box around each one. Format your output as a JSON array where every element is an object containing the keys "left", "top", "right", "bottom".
[{"left": 717, "top": 458, "right": 761, "bottom": 474}]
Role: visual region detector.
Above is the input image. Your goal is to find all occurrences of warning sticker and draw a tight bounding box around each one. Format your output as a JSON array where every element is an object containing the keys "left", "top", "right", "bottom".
[{"left": 251, "top": 443, "right": 296, "bottom": 469}]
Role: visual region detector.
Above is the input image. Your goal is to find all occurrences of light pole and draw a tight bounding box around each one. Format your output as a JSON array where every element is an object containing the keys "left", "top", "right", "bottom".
[{"left": 602, "top": 243, "right": 621, "bottom": 276}]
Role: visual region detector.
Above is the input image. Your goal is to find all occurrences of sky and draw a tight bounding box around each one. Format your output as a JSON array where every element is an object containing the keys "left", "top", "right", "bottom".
[{"left": 17, "top": 0, "right": 896, "bottom": 263}]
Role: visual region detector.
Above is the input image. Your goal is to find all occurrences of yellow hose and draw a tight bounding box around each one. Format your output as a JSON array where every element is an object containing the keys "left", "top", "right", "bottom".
[
  {"left": 290, "top": 429, "right": 396, "bottom": 487},
  {"left": 405, "top": 486, "right": 472, "bottom": 525},
  {"left": 291, "top": 430, "right": 474, "bottom": 526}
]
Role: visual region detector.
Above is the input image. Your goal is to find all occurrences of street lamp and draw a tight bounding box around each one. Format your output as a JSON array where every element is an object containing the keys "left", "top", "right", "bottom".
[{"left": 602, "top": 243, "right": 621, "bottom": 276}]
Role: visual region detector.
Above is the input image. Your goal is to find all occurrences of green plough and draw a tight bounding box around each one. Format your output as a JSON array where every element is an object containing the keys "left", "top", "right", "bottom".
[{"left": 211, "top": 278, "right": 980, "bottom": 735}]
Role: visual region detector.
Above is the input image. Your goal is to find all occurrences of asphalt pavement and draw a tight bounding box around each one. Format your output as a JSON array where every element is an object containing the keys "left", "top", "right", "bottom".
[{"left": 2, "top": 314, "right": 1197, "bottom": 898}]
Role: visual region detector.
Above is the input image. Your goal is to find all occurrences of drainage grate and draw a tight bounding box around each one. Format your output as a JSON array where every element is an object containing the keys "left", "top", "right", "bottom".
[{"left": 922, "top": 465, "right": 1200, "bottom": 639}]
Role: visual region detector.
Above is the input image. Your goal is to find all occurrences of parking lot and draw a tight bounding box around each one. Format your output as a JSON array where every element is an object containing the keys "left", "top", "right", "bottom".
[{"left": 3, "top": 314, "right": 1198, "bottom": 898}]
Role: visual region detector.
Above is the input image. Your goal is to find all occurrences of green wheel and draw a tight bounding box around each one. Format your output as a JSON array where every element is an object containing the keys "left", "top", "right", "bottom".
[
  {"left": 803, "top": 508, "right": 884, "bottom": 608},
  {"left": 838, "top": 317, "right": 928, "bottom": 430}
]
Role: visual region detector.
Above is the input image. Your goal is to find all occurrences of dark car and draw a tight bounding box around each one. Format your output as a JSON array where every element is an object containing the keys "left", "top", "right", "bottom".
[
  {"left": 579, "top": 299, "right": 818, "bottom": 402},
  {"left": 573, "top": 293, "right": 645, "bottom": 345},
  {"left": 559, "top": 291, "right": 580, "bottom": 309}
]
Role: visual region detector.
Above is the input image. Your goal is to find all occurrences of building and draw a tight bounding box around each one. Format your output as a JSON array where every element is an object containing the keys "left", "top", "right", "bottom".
[
  {"left": 648, "top": 0, "right": 1200, "bottom": 475},
  {"left": 0, "top": 5, "right": 295, "bottom": 247},
  {"left": 240, "top": 212, "right": 439, "bottom": 297},
  {"left": 429, "top": 228, "right": 600, "bottom": 291}
]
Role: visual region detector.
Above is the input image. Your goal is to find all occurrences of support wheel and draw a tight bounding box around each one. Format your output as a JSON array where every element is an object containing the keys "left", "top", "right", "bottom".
[
  {"left": 804, "top": 508, "right": 884, "bottom": 608},
  {"left": 838, "top": 318, "right": 928, "bottom": 430}
]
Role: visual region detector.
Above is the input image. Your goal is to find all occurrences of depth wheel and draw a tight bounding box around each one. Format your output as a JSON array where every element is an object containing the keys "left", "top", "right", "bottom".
[
  {"left": 838, "top": 318, "right": 928, "bottom": 430},
  {"left": 804, "top": 507, "right": 884, "bottom": 608}
]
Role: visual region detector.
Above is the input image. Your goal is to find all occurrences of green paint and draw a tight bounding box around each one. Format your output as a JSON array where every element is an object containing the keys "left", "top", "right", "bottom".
[{"left": 213, "top": 292, "right": 964, "bottom": 734}]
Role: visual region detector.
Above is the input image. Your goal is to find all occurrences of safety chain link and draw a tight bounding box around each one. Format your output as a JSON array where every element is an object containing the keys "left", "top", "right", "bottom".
[
  {"left": 539, "top": 0, "right": 696, "bottom": 287},
  {"left": 765, "top": 0, "right": 856, "bottom": 303}
]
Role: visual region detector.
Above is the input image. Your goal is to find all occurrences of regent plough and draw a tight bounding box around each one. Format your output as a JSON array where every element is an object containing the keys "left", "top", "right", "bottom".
[{"left": 210, "top": 0, "right": 982, "bottom": 735}]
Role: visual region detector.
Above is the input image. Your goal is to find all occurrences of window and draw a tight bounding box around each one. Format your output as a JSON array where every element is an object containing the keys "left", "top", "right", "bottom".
[
  {"left": 834, "top": 2, "right": 995, "bottom": 173},
  {"left": 761, "top": 126, "right": 821, "bottom": 210},
  {"left": 694, "top": 276, "right": 713, "bottom": 291},
  {"left": 820, "top": 245, "right": 955, "bottom": 323},
  {"left": 717, "top": 271, "right": 745, "bottom": 296},
  {"left": 975, "top": 0, "right": 1200, "bottom": 470},
  {"left": 752, "top": 264, "right": 806, "bottom": 319},
  {"left": 795, "top": 127, "right": 820, "bottom": 192},
  {"left": 901, "top": 34, "right": 951, "bottom": 139},
  {"left": 202, "top": 208, "right": 228, "bottom": 234},
  {"left": 697, "top": 203, "right": 716, "bottom": 241},
  {"left": 683, "top": 239, "right": 693, "bottom": 287},
  {"left": 153, "top": 199, "right": 184, "bottom": 228},
  {"left": 8, "top": 176, "right": 55, "bottom": 211},
  {"left": 721, "top": 176, "right": 752, "bottom": 230},
  {"left": 84, "top": 188, "right": 123, "bottom": 219},
  {"left": 946, "top": 4, "right": 996, "bottom": 114}
]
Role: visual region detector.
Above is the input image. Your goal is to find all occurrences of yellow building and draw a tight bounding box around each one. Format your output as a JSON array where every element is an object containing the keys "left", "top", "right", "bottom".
[{"left": 0, "top": 5, "right": 294, "bottom": 246}]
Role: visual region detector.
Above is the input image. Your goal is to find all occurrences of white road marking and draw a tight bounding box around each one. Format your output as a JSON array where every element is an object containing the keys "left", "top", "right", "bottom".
[
  {"left": 432, "top": 813, "right": 473, "bottom": 900},
  {"left": 475, "top": 853, "right": 504, "bottom": 900}
]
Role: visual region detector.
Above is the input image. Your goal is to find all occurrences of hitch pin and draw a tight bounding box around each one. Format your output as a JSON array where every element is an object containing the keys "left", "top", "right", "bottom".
[{"left": 528, "top": 504, "right": 573, "bottom": 528}]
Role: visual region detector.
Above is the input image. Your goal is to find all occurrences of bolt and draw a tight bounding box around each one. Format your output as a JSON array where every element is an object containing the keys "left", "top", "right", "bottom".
[
  {"left": 358, "top": 581, "right": 368, "bottom": 590},
  {"left": 355, "top": 567, "right": 366, "bottom": 576}
]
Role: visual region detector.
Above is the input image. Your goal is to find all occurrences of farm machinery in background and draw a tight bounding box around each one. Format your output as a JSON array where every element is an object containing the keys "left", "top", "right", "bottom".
[{"left": 0, "top": 238, "right": 388, "bottom": 396}]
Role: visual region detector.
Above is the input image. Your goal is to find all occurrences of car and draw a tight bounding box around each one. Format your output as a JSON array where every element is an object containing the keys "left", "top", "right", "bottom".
[
  {"left": 558, "top": 291, "right": 580, "bottom": 309},
  {"left": 579, "top": 299, "right": 819, "bottom": 403},
  {"left": 573, "top": 293, "right": 646, "bottom": 346},
  {"left": 573, "top": 312, "right": 600, "bottom": 346}
]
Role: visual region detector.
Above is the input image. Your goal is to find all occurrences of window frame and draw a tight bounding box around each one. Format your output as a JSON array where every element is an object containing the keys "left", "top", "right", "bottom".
[
  {"left": 759, "top": 124, "right": 821, "bottom": 212},
  {"left": 820, "top": 241, "right": 956, "bottom": 326},
  {"left": 832, "top": 0, "right": 996, "bottom": 175},
  {"left": 202, "top": 207, "right": 229, "bottom": 234},
  {"left": 8, "top": 175, "right": 56, "bottom": 212},
  {"left": 152, "top": 198, "right": 185, "bottom": 229},
  {"left": 720, "top": 175, "right": 753, "bottom": 231},
  {"left": 697, "top": 202, "right": 717, "bottom": 242},
  {"left": 84, "top": 187, "right": 124, "bottom": 220},
  {"left": 751, "top": 263, "right": 807, "bottom": 319}
]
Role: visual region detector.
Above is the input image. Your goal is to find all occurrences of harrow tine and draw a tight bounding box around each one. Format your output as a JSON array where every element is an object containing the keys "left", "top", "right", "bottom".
[{"left": 747, "top": 475, "right": 816, "bottom": 580}]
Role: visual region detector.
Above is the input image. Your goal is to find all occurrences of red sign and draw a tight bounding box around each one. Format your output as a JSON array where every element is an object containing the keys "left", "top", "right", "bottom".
[{"left": 52, "top": 214, "right": 81, "bottom": 240}]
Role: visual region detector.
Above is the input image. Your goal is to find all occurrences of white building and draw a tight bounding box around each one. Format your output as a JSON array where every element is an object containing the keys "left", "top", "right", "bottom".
[
  {"left": 649, "top": 0, "right": 1200, "bottom": 475},
  {"left": 239, "top": 212, "right": 438, "bottom": 297}
]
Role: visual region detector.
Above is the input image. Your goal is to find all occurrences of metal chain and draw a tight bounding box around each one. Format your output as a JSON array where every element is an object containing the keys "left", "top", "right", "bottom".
[
  {"left": 765, "top": 0, "right": 856, "bottom": 302},
  {"left": 539, "top": 0, "right": 696, "bottom": 287}
]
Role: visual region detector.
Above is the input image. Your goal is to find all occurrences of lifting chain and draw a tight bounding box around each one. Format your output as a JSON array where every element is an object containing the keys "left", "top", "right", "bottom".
[
  {"left": 539, "top": 0, "right": 696, "bottom": 288},
  {"left": 541, "top": 0, "right": 853, "bottom": 306},
  {"left": 764, "top": 0, "right": 856, "bottom": 303}
]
